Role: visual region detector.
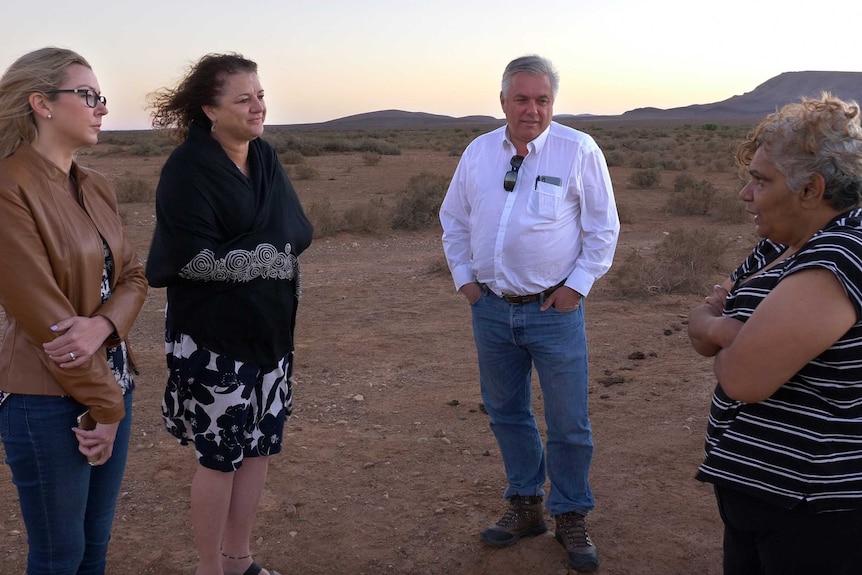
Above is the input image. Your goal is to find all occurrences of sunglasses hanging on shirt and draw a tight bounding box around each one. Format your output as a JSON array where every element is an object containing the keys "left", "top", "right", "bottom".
[{"left": 503, "top": 155, "right": 524, "bottom": 192}]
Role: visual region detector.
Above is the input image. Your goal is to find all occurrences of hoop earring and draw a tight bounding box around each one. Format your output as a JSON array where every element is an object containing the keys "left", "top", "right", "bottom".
[{"left": 211, "top": 122, "right": 217, "bottom": 133}]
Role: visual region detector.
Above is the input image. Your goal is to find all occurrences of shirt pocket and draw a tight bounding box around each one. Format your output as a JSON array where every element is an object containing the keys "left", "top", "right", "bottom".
[{"left": 528, "top": 179, "right": 565, "bottom": 220}]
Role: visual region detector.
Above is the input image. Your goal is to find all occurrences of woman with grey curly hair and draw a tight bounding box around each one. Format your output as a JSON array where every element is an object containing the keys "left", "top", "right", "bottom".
[{"left": 688, "top": 93, "right": 862, "bottom": 575}]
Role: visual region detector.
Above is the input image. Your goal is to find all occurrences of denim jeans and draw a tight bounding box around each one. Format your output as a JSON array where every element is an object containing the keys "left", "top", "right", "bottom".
[
  {"left": 471, "top": 288, "right": 594, "bottom": 516},
  {"left": 0, "top": 392, "right": 133, "bottom": 575}
]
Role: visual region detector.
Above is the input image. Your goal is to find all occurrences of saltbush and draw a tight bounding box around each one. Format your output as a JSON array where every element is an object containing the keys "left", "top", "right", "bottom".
[
  {"left": 279, "top": 150, "right": 304, "bottom": 165},
  {"left": 628, "top": 168, "right": 662, "bottom": 188},
  {"left": 391, "top": 172, "right": 450, "bottom": 230},
  {"left": 666, "top": 173, "right": 716, "bottom": 215},
  {"left": 113, "top": 176, "right": 154, "bottom": 203},
  {"left": 362, "top": 152, "right": 381, "bottom": 166},
  {"left": 305, "top": 197, "right": 342, "bottom": 238},
  {"left": 610, "top": 228, "right": 729, "bottom": 297},
  {"left": 343, "top": 197, "right": 390, "bottom": 234},
  {"left": 293, "top": 164, "right": 319, "bottom": 181}
]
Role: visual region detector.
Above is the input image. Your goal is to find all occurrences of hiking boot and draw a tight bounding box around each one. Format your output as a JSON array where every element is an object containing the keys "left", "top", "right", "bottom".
[
  {"left": 480, "top": 495, "right": 547, "bottom": 547},
  {"left": 554, "top": 511, "right": 599, "bottom": 572}
]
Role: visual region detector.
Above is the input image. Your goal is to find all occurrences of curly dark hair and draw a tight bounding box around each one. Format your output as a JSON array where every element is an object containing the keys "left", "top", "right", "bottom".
[{"left": 148, "top": 52, "right": 257, "bottom": 141}]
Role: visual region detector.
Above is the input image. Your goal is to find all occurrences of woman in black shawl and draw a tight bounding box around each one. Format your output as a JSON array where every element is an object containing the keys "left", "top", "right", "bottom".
[{"left": 146, "top": 53, "right": 312, "bottom": 575}]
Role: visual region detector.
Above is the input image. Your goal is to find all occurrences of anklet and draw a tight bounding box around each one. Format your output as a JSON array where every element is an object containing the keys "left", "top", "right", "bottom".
[{"left": 220, "top": 551, "right": 251, "bottom": 560}]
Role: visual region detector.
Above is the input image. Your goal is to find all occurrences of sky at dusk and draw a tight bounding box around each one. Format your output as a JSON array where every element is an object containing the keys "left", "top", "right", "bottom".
[{"left": 3, "top": 0, "right": 862, "bottom": 130}]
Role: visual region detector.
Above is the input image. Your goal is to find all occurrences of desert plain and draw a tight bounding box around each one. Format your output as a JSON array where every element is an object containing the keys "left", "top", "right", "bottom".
[{"left": 0, "top": 118, "right": 761, "bottom": 574}]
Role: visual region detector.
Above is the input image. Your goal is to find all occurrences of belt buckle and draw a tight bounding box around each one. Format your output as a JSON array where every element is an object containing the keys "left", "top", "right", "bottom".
[
  {"left": 503, "top": 293, "right": 538, "bottom": 304},
  {"left": 501, "top": 281, "right": 564, "bottom": 304}
]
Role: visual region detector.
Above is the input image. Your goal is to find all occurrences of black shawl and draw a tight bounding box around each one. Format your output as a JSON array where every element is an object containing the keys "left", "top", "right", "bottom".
[{"left": 146, "top": 123, "right": 313, "bottom": 365}]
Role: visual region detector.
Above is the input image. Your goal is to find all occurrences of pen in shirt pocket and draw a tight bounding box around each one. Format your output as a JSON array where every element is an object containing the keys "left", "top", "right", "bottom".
[{"left": 535, "top": 175, "right": 562, "bottom": 189}]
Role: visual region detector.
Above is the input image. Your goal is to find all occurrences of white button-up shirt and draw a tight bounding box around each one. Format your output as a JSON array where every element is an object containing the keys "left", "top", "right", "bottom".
[{"left": 440, "top": 122, "right": 619, "bottom": 297}]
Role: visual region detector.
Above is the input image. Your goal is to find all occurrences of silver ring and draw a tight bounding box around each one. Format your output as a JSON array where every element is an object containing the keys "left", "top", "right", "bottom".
[{"left": 69, "top": 352, "right": 77, "bottom": 361}]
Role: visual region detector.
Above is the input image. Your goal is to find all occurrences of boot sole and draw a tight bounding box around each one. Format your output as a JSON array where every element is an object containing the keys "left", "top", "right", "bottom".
[
  {"left": 480, "top": 523, "right": 548, "bottom": 548},
  {"left": 555, "top": 532, "right": 599, "bottom": 572}
]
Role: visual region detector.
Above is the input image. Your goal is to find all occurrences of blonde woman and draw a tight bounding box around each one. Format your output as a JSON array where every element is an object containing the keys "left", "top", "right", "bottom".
[{"left": 0, "top": 47, "right": 147, "bottom": 574}]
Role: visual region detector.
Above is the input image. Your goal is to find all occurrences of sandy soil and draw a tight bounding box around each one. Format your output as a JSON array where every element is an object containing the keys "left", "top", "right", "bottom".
[{"left": 0, "top": 142, "right": 758, "bottom": 574}]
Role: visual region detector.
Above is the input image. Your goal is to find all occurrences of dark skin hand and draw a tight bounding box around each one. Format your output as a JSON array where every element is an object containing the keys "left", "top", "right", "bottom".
[{"left": 688, "top": 280, "right": 741, "bottom": 357}]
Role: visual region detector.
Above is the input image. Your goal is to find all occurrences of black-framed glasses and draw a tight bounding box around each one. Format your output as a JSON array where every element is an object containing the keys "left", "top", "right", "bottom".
[
  {"left": 45, "top": 88, "right": 106, "bottom": 108},
  {"left": 503, "top": 155, "right": 524, "bottom": 192}
]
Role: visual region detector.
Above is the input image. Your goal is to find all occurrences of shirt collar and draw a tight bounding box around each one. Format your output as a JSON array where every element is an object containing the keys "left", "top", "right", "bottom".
[{"left": 503, "top": 122, "right": 553, "bottom": 156}]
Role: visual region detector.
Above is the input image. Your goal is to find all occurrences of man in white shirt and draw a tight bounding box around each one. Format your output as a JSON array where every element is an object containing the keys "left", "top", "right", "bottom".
[{"left": 439, "top": 54, "right": 619, "bottom": 573}]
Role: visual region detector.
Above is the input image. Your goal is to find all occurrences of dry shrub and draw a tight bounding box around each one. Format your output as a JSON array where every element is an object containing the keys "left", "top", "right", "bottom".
[
  {"left": 604, "top": 150, "right": 626, "bottom": 167},
  {"left": 293, "top": 164, "right": 319, "bottom": 181},
  {"left": 659, "top": 157, "right": 689, "bottom": 171},
  {"left": 426, "top": 255, "right": 450, "bottom": 276},
  {"left": 305, "top": 197, "right": 343, "bottom": 238},
  {"left": 616, "top": 200, "right": 636, "bottom": 225},
  {"left": 628, "top": 168, "right": 662, "bottom": 189},
  {"left": 610, "top": 227, "right": 728, "bottom": 297},
  {"left": 362, "top": 152, "right": 381, "bottom": 166},
  {"left": 710, "top": 191, "right": 749, "bottom": 223},
  {"left": 356, "top": 139, "right": 401, "bottom": 156},
  {"left": 666, "top": 173, "right": 715, "bottom": 215},
  {"left": 343, "top": 197, "right": 390, "bottom": 234},
  {"left": 279, "top": 150, "right": 304, "bottom": 165},
  {"left": 298, "top": 144, "right": 322, "bottom": 157},
  {"left": 709, "top": 157, "right": 734, "bottom": 172},
  {"left": 113, "top": 176, "right": 154, "bottom": 203},
  {"left": 322, "top": 139, "right": 351, "bottom": 153},
  {"left": 130, "top": 142, "right": 162, "bottom": 157},
  {"left": 391, "top": 172, "right": 450, "bottom": 230},
  {"left": 630, "top": 153, "right": 661, "bottom": 169}
]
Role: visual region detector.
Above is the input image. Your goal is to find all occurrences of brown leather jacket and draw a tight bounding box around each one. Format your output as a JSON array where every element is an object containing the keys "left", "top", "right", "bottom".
[{"left": 0, "top": 143, "right": 147, "bottom": 423}]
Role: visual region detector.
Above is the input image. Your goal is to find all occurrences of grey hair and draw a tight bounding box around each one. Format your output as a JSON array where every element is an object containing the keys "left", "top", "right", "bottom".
[
  {"left": 737, "top": 93, "right": 862, "bottom": 211},
  {"left": 501, "top": 55, "right": 559, "bottom": 100}
]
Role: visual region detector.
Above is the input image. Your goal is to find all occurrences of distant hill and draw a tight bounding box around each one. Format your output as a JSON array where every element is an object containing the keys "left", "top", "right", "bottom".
[
  {"left": 622, "top": 71, "right": 862, "bottom": 120},
  {"left": 278, "top": 71, "right": 862, "bottom": 130},
  {"left": 286, "top": 109, "right": 500, "bottom": 130}
]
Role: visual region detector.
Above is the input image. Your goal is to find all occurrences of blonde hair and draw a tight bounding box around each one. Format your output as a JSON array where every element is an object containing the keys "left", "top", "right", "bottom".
[{"left": 0, "top": 47, "right": 91, "bottom": 159}]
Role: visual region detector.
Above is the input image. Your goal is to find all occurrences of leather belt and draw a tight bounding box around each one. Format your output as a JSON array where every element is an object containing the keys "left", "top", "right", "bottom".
[{"left": 489, "top": 281, "right": 565, "bottom": 304}]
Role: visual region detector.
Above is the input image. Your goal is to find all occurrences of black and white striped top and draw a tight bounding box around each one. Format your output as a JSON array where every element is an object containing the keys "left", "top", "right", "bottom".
[{"left": 697, "top": 208, "right": 862, "bottom": 512}]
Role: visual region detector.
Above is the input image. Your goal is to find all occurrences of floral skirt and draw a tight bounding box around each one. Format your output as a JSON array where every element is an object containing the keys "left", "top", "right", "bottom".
[{"left": 162, "top": 331, "right": 293, "bottom": 472}]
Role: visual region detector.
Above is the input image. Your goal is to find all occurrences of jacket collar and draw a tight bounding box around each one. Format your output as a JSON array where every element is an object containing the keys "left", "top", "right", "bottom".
[{"left": 15, "top": 141, "right": 89, "bottom": 186}]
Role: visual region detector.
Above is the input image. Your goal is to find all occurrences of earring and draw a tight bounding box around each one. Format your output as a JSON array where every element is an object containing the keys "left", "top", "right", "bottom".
[
  {"left": 47, "top": 113, "right": 52, "bottom": 119},
  {"left": 210, "top": 122, "right": 217, "bottom": 133}
]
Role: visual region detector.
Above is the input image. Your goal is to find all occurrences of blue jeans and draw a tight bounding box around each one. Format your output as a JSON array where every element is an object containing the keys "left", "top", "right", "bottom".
[
  {"left": 471, "top": 288, "right": 594, "bottom": 516},
  {"left": 0, "top": 392, "right": 133, "bottom": 575}
]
